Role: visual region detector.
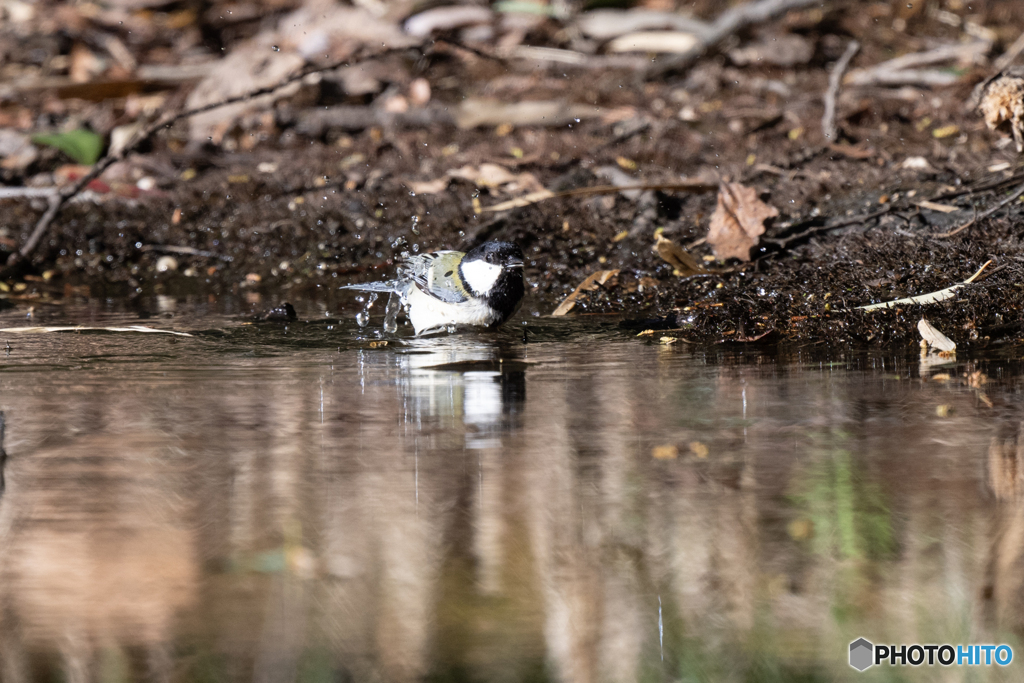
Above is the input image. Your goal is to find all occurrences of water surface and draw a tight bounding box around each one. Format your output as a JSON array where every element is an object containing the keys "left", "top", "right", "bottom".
[{"left": 0, "top": 301, "right": 1021, "bottom": 682}]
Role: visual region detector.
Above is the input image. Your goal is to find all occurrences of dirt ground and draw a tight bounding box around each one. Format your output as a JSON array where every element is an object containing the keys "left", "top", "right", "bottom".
[{"left": 4, "top": 0, "right": 1024, "bottom": 347}]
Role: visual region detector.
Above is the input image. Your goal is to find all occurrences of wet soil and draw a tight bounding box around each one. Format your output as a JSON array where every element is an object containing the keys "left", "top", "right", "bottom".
[{"left": 5, "top": 1, "right": 1024, "bottom": 349}]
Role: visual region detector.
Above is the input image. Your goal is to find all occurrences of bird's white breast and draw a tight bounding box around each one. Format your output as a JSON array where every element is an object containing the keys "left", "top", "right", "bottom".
[{"left": 404, "top": 284, "right": 501, "bottom": 335}]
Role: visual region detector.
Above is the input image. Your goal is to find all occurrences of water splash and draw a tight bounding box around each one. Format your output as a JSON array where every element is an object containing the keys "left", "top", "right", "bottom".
[
  {"left": 356, "top": 292, "right": 378, "bottom": 328},
  {"left": 383, "top": 293, "right": 400, "bottom": 334}
]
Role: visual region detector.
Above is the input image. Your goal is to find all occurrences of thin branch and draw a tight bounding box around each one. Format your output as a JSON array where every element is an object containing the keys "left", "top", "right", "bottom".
[
  {"left": 644, "top": 0, "right": 823, "bottom": 79},
  {"left": 994, "top": 29, "right": 1024, "bottom": 72},
  {"left": 139, "top": 244, "right": 234, "bottom": 262},
  {"left": 844, "top": 40, "right": 990, "bottom": 87},
  {"left": 762, "top": 206, "right": 894, "bottom": 248},
  {"left": 822, "top": 40, "right": 860, "bottom": 142},
  {"left": 934, "top": 180, "right": 1024, "bottom": 238},
  {"left": 482, "top": 180, "right": 718, "bottom": 213}
]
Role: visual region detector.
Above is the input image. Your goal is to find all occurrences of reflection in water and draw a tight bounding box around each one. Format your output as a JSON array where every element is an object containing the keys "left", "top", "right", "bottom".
[{"left": 1, "top": 328, "right": 1024, "bottom": 681}]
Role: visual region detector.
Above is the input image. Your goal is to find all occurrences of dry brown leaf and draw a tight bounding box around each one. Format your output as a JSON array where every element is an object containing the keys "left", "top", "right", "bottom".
[
  {"left": 187, "top": 3, "right": 416, "bottom": 143},
  {"left": 448, "top": 163, "right": 518, "bottom": 188},
  {"left": 706, "top": 182, "right": 778, "bottom": 261},
  {"left": 977, "top": 68, "right": 1024, "bottom": 152},
  {"left": 484, "top": 190, "right": 556, "bottom": 212},
  {"left": 454, "top": 99, "right": 605, "bottom": 129},
  {"left": 651, "top": 444, "right": 679, "bottom": 460},
  {"left": 408, "top": 178, "right": 450, "bottom": 195},
  {"left": 918, "top": 318, "right": 956, "bottom": 352},
  {"left": 654, "top": 234, "right": 707, "bottom": 276},
  {"left": 552, "top": 269, "right": 619, "bottom": 316}
]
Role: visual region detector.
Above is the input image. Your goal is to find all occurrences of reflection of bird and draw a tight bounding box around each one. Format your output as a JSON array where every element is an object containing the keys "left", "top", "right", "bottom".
[{"left": 343, "top": 241, "right": 525, "bottom": 335}]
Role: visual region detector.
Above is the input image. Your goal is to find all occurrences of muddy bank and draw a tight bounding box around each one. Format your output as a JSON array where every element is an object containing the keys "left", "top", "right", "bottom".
[{"left": 3, "top": 1, "right": 1024, "bottom": 348}]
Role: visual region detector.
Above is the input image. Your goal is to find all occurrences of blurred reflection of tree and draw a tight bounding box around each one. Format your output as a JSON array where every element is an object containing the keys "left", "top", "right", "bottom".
[
  {"left": 0, "top": 433, "right": 198, "bottom": 683},
  {"left": 985, "top": 423, "right": 1024, "bottom": 632}
]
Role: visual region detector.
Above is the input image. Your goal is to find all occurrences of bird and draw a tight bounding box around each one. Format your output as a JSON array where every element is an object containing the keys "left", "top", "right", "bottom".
[{"left": 342, "top": 241, "right": 525, "bottom": 335}]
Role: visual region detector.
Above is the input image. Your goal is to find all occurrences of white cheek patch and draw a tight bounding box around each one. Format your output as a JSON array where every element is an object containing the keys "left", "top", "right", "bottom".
[{"left": 460, "top": 260, "right": 502, "bottom": 294}]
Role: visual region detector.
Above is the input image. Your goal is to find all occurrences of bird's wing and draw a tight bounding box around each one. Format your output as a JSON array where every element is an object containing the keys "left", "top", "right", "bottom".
[{"left": 403, "top": 251, "right": 471, "bottom": 304}]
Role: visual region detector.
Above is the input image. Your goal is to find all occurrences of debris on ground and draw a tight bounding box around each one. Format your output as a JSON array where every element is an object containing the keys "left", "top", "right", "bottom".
[{"left": 3, "top": 0, "right": 1024, "bottom": 347}]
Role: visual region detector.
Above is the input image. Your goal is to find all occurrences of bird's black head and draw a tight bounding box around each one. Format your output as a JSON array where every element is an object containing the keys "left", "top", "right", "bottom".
[
  {"left": 463, "top": 241, "right": 524, "bottom": 269},
  {"left": 460, "top": 241, "right": 525, "bottom": 323}
]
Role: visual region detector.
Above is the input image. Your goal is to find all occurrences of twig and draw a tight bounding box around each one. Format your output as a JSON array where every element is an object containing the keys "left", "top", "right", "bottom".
[
  {"left": 994, "top": 30, "right": 1024, "bottom": 72},
  {"left": 933, "top": 207, "right": 977, "bottom": 239},
  {"left": 844, "top": 40, "right": 990, "bottom": 87},
  {"left": 644, "top": 0, "right": 822, "bottom": 79},
  {"left": 934, "top": 180, "right": 1024, "bottom": 238},
  {"left": 139, "top": 244, "right": 234, "bottom": 262},
  {"left": 482, "top": 180, "right": 718, "bottom": 212},
  {"left": 762, "top": 206, "right": 894, "bottom": 248},
  {"left": 0, "top": 187, "right": 58, "bottom": 199},
  {"left": 6, "top": 45, "right": 415, "bottom": 273},
  {"left": 822, "top": 40, "right": 860, "bottom": 142}
]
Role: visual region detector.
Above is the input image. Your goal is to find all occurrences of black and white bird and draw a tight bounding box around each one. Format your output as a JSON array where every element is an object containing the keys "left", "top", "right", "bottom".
[{"left": 342, "top": 241, "right": 525, "bottom": 335}]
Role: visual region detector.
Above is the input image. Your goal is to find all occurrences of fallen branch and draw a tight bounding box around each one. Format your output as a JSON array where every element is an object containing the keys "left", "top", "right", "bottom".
[
  {"left": 644, "top": 0, "right": 822, "bottom": 79},
  {"left": 762, "top": 206, "right": 894, "bottom": 249},
  {"left": 0, "top": 325, "right": 192, "bottom": 336},
  {"left": 993, "top": 29, "right": 1024, "bottom": 73},
  {"left": 139, "top": 244, "right": 234, "bottom": 262},
  {"left": 934, "top": 180, "right": 1024, "bottom": 238},
  {"left": 822, "top": 40, "right": 860, "bottom": 141},
  {"left": 845, "top": 40, "right": 990, "bottom": 87},
  {"left": 5, "top": 45, "right": 415, "bottom": 273},
  {"left": 483, "top": 180, "right": 717, "bottom": 212},
  {"left": 552, "top": 269, "right": 620, "bottom": 316},
  {"left": 0, "top": 187, "right": 58, "bottom": 200},
  {"left": 856, "top": 260, "right": 993, "bottom": 311}
]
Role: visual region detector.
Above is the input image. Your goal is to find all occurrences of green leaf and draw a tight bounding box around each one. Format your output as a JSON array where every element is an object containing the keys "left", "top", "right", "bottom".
[
  {"left": 31, "top": 129, "right": 104, "bottom": 165},
  {"left": 493, "top": 1, "right": 557, "bottom": 15}
]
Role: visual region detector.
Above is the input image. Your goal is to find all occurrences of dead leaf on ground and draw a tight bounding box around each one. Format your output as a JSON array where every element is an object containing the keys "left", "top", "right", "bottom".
[
  {"left": 606, "top": 31, "right": 702, "bottom": 54},
  {"left": 728, "top": 34, "right": 813, "bottom": 67},
  {"left": 706, "top": 182, "right": 778, "bottom": 261},
  {"left": 447, "top": 163, "right": 547, "bottom": 195},
  {"left": 449, "top": 163, "right": 518, "bottom": 188},
  {"left": 484, "top": 190, "right": 556, "bottom": 212},
  {"left": 408, "top": 178, "right": 449, "bottom": 195},
  {"left": 403, "top": 5, "right": 493, "bottom": 37},
  {"left": 651, "top": 444, "right": 679, "bottom": 460},
  {"left": 187, "top": 3, "right": 416, "bottom": 143},
  {"left": 654, "top": 234, "right": 707, "bottom": 276},
  {"left": 552, "top": 269, "right": 620, "bottom": 316},
  {"left": 454, "top": 98, "right": 605, "bottom": 129},
  {"left": 918, "top": 318, "right": 956, "bottom": 352},
  {"left": 976, "top": 67, "right": 1024, "bottom": 152}
]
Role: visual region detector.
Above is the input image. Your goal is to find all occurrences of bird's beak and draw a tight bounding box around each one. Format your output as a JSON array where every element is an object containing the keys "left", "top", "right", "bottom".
[{"left": 507, "top": 260, "right": 524, "bottom": 268}]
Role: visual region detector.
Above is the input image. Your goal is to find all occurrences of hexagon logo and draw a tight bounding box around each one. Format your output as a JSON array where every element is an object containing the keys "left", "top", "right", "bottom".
[{"left": 849, "top": 638, "right": 874, "bottom": 671}]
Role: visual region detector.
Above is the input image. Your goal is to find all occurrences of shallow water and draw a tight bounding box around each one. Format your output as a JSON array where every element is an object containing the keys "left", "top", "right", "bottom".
[{"left": 0, "top": 300, "right": 1023, "bottom": 682}]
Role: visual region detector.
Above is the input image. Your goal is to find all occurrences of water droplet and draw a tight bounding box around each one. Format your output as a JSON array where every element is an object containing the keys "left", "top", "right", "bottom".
[
  {"left": 272, "top": 45, "right": 280, "bottom": 51},
  {"left": 446, "top": 325, "right": 457, "bottom": 334},
  {"left": 383, "top": 293, "right": 399, "bottom": 334},
  {"left": 356, "top": 292, "right": 378, "bottom": 328}
]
